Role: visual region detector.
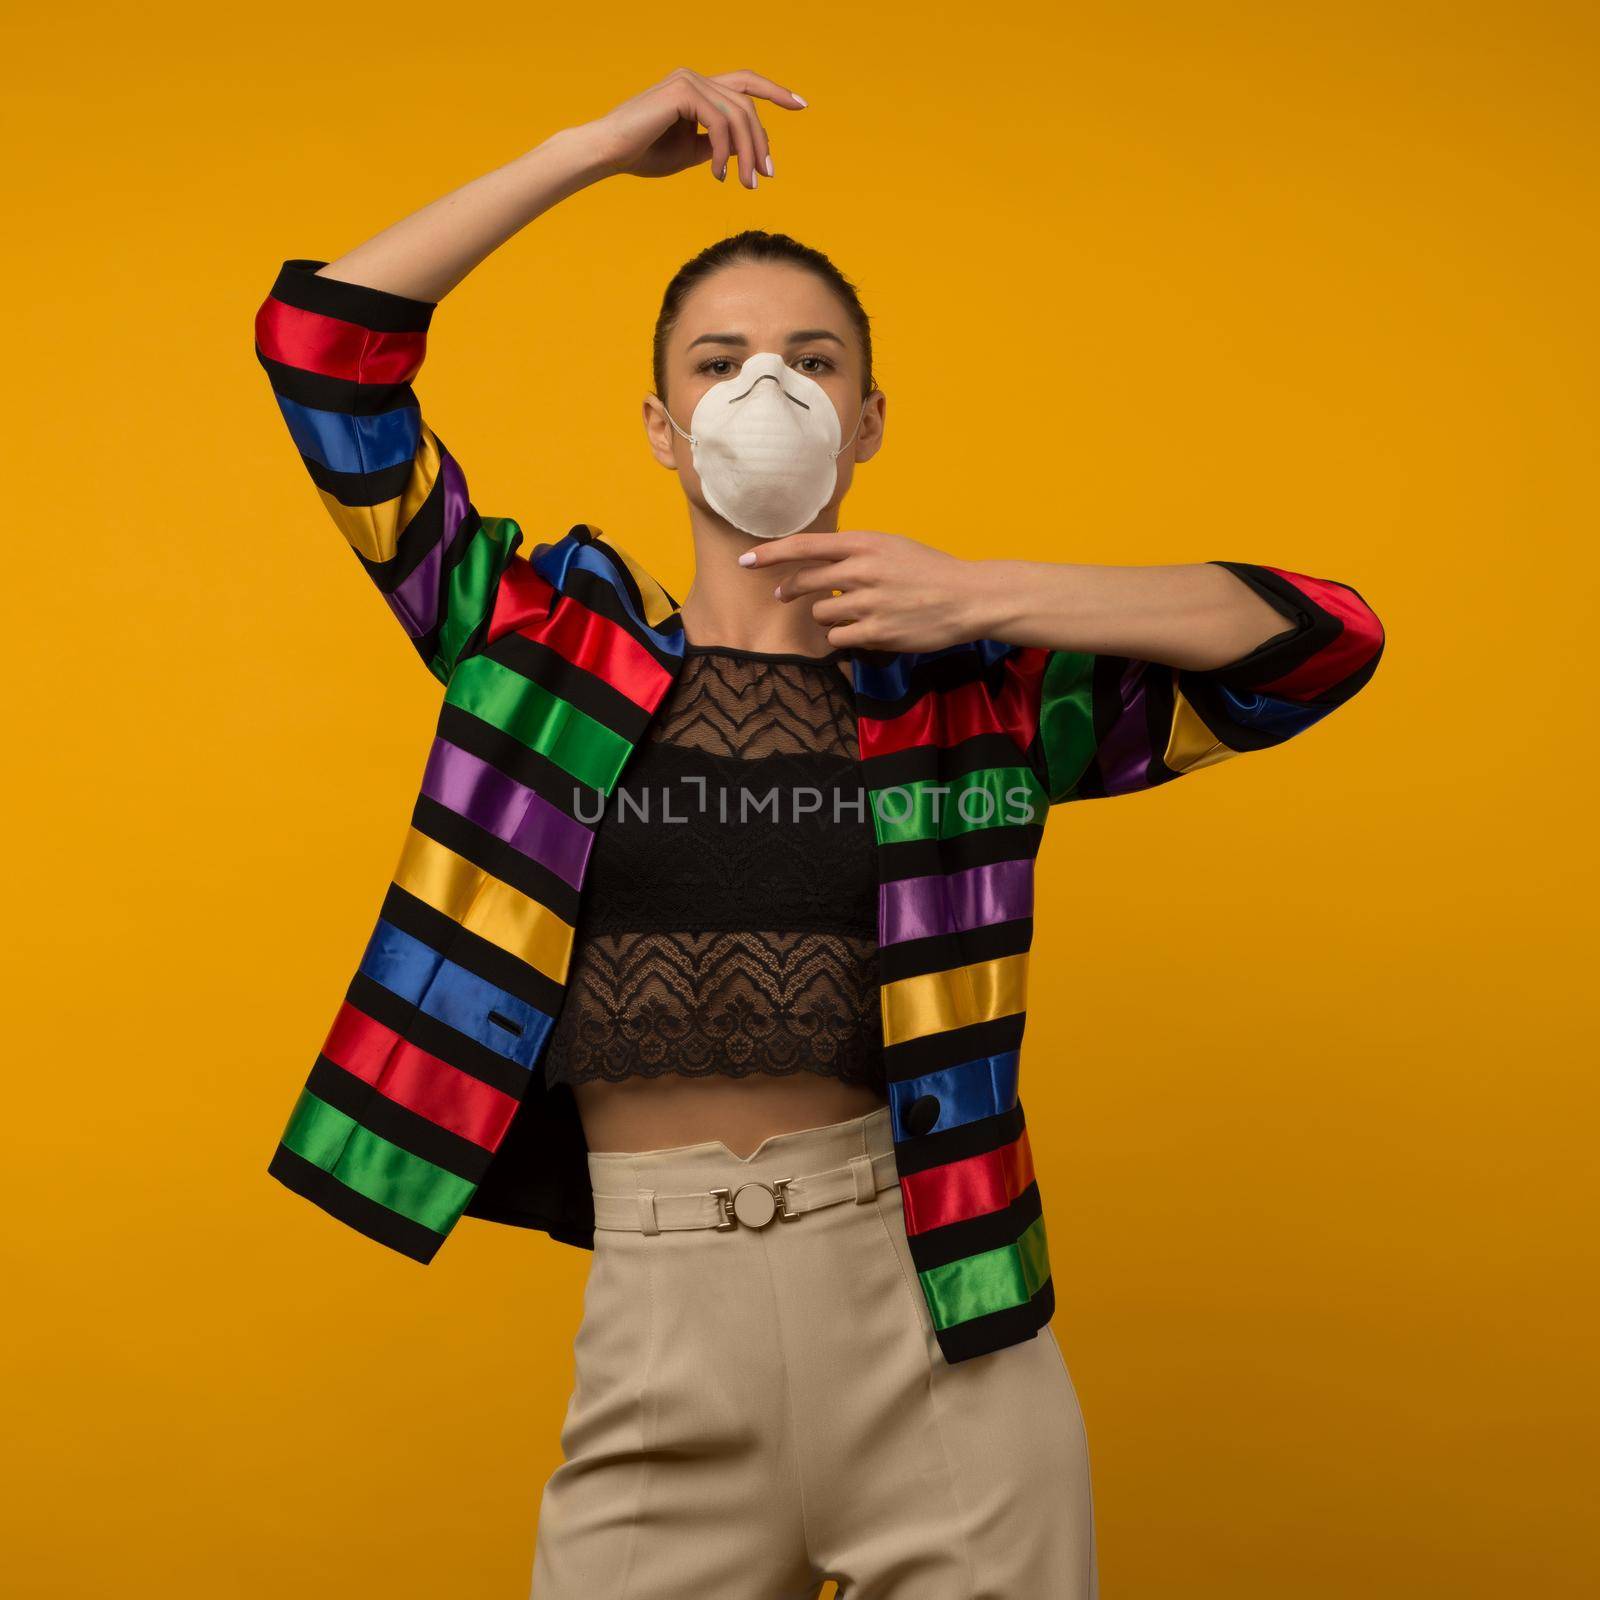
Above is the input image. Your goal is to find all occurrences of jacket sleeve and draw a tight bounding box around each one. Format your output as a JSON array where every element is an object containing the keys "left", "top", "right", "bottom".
[
  {"left": 1011, "top": 561, "right": 1385, "bottom": 803},
  {"left": 253, "top": 258, "right": 522, "bottom": 684}
]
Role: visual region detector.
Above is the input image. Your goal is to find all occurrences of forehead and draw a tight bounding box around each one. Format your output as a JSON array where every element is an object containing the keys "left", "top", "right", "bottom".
[{"left": 671, "top": 261, "right": 851, "bottom": 344}]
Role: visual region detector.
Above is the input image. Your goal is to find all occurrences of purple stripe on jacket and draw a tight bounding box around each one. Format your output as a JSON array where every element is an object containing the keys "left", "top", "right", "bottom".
[
  {"left": 385, "top": 448, "right": 469, "bottom": 639},
  {"left": 879, "top": 859, "right": 1034, "bottom": 946},
  {"left": 420, "top": 737, "right": 594, "bottom": 888},
  {"left": 1095, "top": 658, "right": 1156, "bottom": 796}
]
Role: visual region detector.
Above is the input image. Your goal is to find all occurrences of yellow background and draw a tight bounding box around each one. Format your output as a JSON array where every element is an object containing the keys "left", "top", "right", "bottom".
[{"left": 4, "top": 2, "right": 1595, "bottom": 1594}]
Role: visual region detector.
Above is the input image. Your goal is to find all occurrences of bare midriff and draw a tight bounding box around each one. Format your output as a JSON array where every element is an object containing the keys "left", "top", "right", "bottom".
[{"left": 573, "top": 1073, "right": 889, "bottom": 1159}]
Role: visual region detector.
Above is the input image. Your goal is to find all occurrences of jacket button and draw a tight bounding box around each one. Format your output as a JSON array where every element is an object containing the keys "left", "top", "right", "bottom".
[{"left": 906, "top": 1094, "right": 941, "bottom": 1136}]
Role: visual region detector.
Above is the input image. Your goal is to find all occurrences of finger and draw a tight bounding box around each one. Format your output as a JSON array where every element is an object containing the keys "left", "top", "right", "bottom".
[
  {"left": 737, "top": 532, "right": 858, "bottom": 569},
  {"left": 682, "top": 86, "right": 733, "bottom": 181},
  {"left": 734, "top": 95, "right": 772, "bottom": 181},
  {"left": 710, "top": 85, "right": 758, "bottom": 185},
  {"left": 667, "top": 85, "right": 719, "bottom": 174},
  {"left": 822, "top": 619, "right": 876, "bottom": 649},
  {"left": 709, "top": 70, "right": 808, "bottom": 113},
  {"left": 807, "top": 591, "right": 859, "bottom": 625},
  {"left": 774, "top": 562, "right": 861, "bottom": 601},
  {"left": 687, "top": 73, "right": 758, "bottom": 186},
  {"left": 706, "top": 74, "right": 776, "bottom": 177}
]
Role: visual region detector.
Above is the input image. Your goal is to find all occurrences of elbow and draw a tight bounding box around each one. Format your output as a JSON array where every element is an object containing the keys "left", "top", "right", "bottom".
[
  {"left": 1276, "top": 569, "right": 1386, "bottom": 705},
  {"left": 1276, "top": 591, "right": 1383, "bottom": 718},
  {"left": 252, "top": 295, "right": 274, "bottom": 363},
  {"left": 1339, "top": 588, "right": 1386, "bottom": 697},
  {"left": 253, "top": 274, "right": 291, "bottom": 374}
]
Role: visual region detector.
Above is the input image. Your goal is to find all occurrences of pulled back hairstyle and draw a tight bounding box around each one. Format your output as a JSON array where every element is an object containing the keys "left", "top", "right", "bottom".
[{"left": 651, "top": 229, "right": 876, "bottom": 411}]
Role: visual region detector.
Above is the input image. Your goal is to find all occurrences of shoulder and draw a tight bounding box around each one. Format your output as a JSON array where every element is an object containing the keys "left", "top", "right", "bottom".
[{"left": 514, "top": 524, "right": 685, "bottom": 662}]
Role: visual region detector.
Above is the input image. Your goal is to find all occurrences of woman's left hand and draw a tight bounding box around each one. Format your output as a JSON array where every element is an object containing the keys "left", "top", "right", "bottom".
[{"left": 740, "top": 530, "right": 984, "bottom": 653}]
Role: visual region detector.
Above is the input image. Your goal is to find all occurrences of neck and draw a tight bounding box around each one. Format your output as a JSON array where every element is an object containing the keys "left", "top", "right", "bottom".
[{"left": 677, "top": 501, "right": 843, "bottom": 655}]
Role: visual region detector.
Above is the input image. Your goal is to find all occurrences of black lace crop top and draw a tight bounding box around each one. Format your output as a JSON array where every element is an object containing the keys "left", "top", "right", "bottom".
[{"left": 540, "top": 644, "right": 886, "bottom": 1092}]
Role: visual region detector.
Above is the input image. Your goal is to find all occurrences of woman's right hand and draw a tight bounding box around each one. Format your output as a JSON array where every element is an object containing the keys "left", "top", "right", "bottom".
[{"left": 575, "top": 67, "right": 807, "bottom": 190}]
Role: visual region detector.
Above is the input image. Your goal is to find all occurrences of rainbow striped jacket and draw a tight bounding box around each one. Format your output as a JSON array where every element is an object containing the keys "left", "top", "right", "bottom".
[{"left": 255, "top": 259, "right": 1385, "bottom": 1365}]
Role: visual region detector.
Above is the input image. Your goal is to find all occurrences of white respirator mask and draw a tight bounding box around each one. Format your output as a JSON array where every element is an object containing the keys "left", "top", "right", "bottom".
[{"left": 664, "top": 351, "right": 868, "bottom": 539}]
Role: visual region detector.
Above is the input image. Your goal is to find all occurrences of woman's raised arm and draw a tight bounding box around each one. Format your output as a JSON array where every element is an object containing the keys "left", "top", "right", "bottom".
[
  {"left": 317, "top": 67, "right": 805, "bottom": 301},
  {"left": 251, "top": 69, "right": 805, "bottom": 680}
]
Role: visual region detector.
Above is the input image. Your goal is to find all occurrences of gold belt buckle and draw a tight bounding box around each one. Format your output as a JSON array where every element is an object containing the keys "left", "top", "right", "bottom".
[{"left": 709, "top": 1178, "right": 797, "bottom": 1229}]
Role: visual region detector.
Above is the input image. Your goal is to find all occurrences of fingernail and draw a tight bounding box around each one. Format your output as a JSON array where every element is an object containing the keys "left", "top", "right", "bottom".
[
  {"left": 792, "top": 93, "right": 808, "bottom": 107},
  {"left": 751, "top": 172, "right": 759, "bottom": 188},
  {"left": 772, "top": 583, "right": 783, "bottom": 598},
  {"left": 764, "top": 154, "right": 774, "bottom": 177},
  {"left": 737, "top": 551, "right": 757, "bottom": 566}
]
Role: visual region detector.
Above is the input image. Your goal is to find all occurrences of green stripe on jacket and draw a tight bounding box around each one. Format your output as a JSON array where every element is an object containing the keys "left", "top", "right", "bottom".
[
  {"left": 444, "top": 655, "right": 632, "bottom": 792},
  {"left": 281, "top": 1089, "right": 474, "bottom": 1235},
  {"left": 870, "top": 767, "right": 1046, "bottom": 845},
  {"left": 917, "top": 1213, "right": 1051, "bottom": 1329}
]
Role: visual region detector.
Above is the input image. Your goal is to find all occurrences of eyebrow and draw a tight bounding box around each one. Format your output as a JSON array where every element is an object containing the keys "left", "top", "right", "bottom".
[{"left": 685, "top": 328, "right": 848, "bottom": 351}]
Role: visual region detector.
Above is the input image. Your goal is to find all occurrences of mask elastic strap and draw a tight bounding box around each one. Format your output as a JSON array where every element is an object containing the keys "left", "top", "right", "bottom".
[{"left": 830, "top": 400, "right": 869, "bottom": 459}]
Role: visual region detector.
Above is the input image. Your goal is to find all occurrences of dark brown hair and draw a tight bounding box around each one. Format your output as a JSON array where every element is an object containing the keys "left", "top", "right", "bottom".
[{"left": 651, "top": 229, "right": 876, "bottom": 410}]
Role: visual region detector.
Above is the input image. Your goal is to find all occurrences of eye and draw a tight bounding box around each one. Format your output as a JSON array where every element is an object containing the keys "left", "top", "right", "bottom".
[
  {"left": 696, "top": 356, "right": 737, "bottom": 377},
  {"left": 795, "top": 354, "right": 836, "bottom": 376}
]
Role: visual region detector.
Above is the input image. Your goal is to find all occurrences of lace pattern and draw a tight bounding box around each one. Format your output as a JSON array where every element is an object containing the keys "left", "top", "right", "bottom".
[{"left": 542, "top": 647, "right": 884, "bottom": 1090}]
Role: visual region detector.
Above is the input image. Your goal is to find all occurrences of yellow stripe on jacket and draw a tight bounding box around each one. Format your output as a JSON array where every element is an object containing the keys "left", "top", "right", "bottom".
[
  {"left": 882, "top": 952, "right": 1030, "bottom": 1047},
  {"left": 317, "top": 423, "right": 443, "bottom": 565},
  {"left": 393, "top": 828, "right": 575, "bottom": 983}
]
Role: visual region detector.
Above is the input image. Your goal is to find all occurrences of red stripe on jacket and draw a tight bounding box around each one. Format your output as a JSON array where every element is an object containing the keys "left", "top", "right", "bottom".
[
  {"left": 487, "top": 560, "right": 557, "bottom": 640},
  {"left": 899, "top": 1127, "right": 1036, "bottom": 1234},
  {"left": 322, "top": 1003, "right": 520, "bottom": 1150},
  {"left": 254, "top": 295, "right": 427, "bottom": 387},
  {"left": 1253, "top": 568, "right": 1385, "bottom": 701},
  {"left": 488, "top": 561, "right": 675, "bottom": 712},
  {"left": 859, "top": 668, "right": 1042, "bottom": 761}
]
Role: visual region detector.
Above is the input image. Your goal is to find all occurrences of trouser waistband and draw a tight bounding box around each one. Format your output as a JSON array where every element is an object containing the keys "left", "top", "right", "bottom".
[{"left": 587, "top": 1104, "right": 898, "bottom": 1235}]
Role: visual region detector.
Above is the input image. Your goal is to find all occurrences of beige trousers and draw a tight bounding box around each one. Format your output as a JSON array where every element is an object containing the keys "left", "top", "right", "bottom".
[{"left": 531, "top": 1104, "right": 1098, "bottom": 1599}]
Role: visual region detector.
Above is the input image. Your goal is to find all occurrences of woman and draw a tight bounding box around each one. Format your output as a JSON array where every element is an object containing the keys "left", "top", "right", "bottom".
[{"left": 254, "top": 66, "right": 1384, "bottom": 1599}]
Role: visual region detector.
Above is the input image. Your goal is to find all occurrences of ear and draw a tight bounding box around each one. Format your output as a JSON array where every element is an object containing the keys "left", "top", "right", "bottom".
[
  {"left": 850, "top": 389, "right": 888, "bottom": 466},
  {"left": 641, "top": 393, "right": 682, "bottom": 471}
]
